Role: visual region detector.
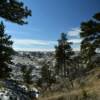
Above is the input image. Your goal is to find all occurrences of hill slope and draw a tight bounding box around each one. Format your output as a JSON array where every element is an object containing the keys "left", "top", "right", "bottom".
[{"left": 39, "top": 67, "right": 100, "bottom": 100}]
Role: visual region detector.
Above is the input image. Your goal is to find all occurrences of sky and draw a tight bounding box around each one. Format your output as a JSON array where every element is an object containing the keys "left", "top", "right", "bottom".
[{"left": 1, "top": 0, "right": 100, "bottom": 51}]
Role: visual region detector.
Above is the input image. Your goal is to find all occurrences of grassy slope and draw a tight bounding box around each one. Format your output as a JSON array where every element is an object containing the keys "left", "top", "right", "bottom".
[{"left": 39, "top": 67, "right": 100, "bottom": 100}]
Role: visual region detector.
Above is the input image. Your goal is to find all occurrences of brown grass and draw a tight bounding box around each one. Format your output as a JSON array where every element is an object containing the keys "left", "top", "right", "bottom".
[{"left": 39, "top": 67, "right": 100, "bottom": 100}]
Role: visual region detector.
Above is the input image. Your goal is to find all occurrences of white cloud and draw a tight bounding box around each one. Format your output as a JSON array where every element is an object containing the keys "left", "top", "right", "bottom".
[
  {"left": 13, "top": 38, "right": 56, "bottom": 51},
  {"left": 13, "top": 38, "right": 81, "bottom": 46},
  {"left": 68, "top": 39, "right": 82, "bottom": 44},
  {"left": 13, "top": 39, "right": 57, "bottom": 46},
  {"left": 73, "top": 47, "right": 80, "bottom": 51},
  {"left": 12, "top": 38, "right": 81, "bottom": 51},
  {"left": 14, "top": 47, "right": 55, "bottom": 51},
  {"left": 67, "top": 27, "right": 80, "bottom": 37}
]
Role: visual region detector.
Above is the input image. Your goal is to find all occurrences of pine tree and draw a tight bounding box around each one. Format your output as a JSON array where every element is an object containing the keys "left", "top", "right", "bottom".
[
  {"left": 0, "top": 0, "right": 31, "bottom": 79},
  {"left": 40, "top": 61, "right": 55, "bottom": 89},
  {"left": 55, "top": 33, "right": 74, "bottom": 78},
  {"left": 21, "top": 65, "right": 33, "bottom": 89},
  {"left": 0, "top": 22, "right": 14, "bottom": 79},
  {"left": 80, "top": 12, "right": 100, "bottom": 69},
  {"left": 0, "top": 0, "right": 31, "bottom": 25}
]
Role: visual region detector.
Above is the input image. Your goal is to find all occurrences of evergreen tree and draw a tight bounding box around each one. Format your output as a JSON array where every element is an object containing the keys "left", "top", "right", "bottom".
[
  {"left": 21, "top": 65, "right": 33, "bottom": 88},
  {"left": 0, "top": 0, "right": 31, "bottom": 25},
  {"left": 0, "top": 0, "right": 31, "bottom": 79},
  {"left": 40, "top": 61, "right": 55, "bottom": 89},
  {"left": 80, "top": 12, "right": 100, "bottom": 68},
  {"left": 0, "top": 22, "right": 14, "bottom": 79},
  {"left": 55, "top": 33, "right": 74, "bottom": 77}
]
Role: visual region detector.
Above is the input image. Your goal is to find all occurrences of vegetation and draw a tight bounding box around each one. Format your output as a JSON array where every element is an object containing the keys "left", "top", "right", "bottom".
[
  {"left": 0, "top": 0, "right": 31, "bottom": 79},
  {"left": 39, "top": 12, "right": 100, "bottom": 100},
  {"left": 55, "top": 33, "right": 74, "bottom": 78},
  {"left": 80, "top": 12, "right": 100, "bottom": 69},
  {"left": 21, "top": 65, "right": 34, "bottom": 89},
  {"left": 0, "top": 0, "right": 99, "bottom": 99},
  {"left": 0, "top": 0, "right": 32, "bottom": 99},
  {"left": 39, "top": 67, "right": 100, "bottom": 100},
  {"left": 0, "top": 22, "right": 14, "bottom": 79},
  {"left": 40, "top": 61, "right": 56, "bottom": 90},
  {"left": 0, "top": 0, "right": 31, "bottom": 25}
]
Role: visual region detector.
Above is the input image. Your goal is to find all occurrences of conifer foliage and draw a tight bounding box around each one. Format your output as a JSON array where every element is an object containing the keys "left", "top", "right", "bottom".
[
  {"left": 0, "top": 22, "right": 14, "bottom": 79},
  {"left": 80, "top": 12, "right": 100, "bottom": 68},
  {"left": 21, "top": 65, "right": 33, "bottom": 87},
  {"left": 40, "top": 61, "right": 55, "bottom": 88},
  {"left": 55, "top": 33, "right": 74, "bottom": 77},
  {"left": 0, "top": 0, "right": 31, "bottom": 25},
  {"left": 0, "top": 0, "right": 31, "bottom": 79}
]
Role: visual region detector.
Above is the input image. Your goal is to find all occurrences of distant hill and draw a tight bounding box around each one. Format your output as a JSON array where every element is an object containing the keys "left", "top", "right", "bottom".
[
  {"left": 11, "top": 51, "right": 100, "bottom": 81},
  {"left": 11, "top": 51, "right": 54, "bottom": 81}
]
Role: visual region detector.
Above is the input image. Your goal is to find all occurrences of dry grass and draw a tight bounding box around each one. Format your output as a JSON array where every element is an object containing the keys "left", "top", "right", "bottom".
[{"left": 39, "top": 67, "right": 100, "bottom": 100}]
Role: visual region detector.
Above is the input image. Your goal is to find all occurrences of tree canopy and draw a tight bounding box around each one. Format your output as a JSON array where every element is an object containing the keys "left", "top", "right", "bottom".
[
  {"left": 0, "top": 0, "right": 31, "bottom": 25},
  {"left": 0, "top": 22, "right": 14, "bottom": 79},
  {"left": 21, "top": 65, "right": 33, "bottom": 86},
  {"left": 80, "top": 12, "right": 100, "bottom": 68},
  {"left": 55, "top": 33, "right": 74, "bottom": 77}
]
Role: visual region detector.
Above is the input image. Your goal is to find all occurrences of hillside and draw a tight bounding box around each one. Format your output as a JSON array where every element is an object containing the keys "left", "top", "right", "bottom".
[
  {"left": 11, "top": 51, "right": 54, "bottom": 81},
  {"left": 39, "top": 67, "right": 100, "bottom": 100},
  {"left": 10, "top": 51, "right": 100, "bottom": 100}
]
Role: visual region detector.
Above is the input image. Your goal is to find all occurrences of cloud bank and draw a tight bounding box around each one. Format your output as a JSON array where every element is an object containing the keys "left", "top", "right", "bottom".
[
  {"left": 12, "top": 27, "right": 81, "bottom": 51},
  {"left": 13, "top": 39, "right": 57, "bottom": 46},
  {"left": 67, "top": 27, "right": 80, "bottom": 37}
]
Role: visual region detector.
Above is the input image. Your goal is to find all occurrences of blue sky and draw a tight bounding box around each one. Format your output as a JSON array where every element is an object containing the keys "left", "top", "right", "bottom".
[{"left": 1, "top": 0, "right": 100, "bottom": 51}]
